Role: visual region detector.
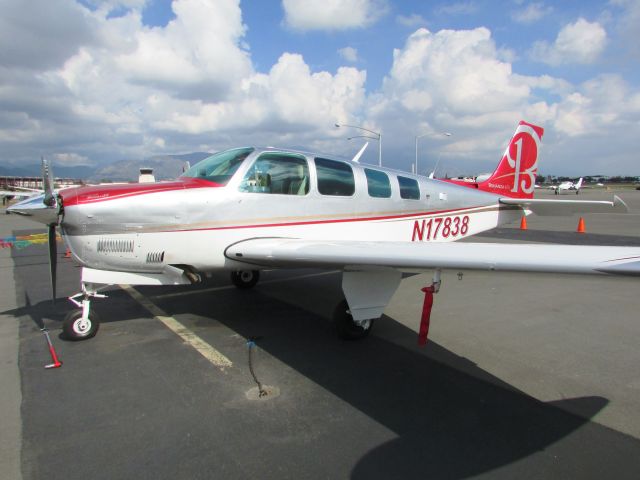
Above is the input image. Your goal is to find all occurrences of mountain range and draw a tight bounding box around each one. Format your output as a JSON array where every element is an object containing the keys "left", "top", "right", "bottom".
[{"left": 0, "top": 152, "right": 211, "bottom": 182}]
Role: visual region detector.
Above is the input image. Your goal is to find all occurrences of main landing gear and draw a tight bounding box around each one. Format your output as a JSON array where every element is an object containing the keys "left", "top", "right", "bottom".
[
  {"left": 231, "top": 270, "right": 260, "bottom": 289},
  {"left": 64, "top": 283, "right": 105, "bottom": 341},
  {"left": 332, "top": 299, "right": 374, "bottom": 340}
]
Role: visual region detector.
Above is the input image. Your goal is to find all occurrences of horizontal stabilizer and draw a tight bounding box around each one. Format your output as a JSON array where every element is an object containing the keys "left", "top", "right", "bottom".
[
  {"left": 226, "top": 238, "right": 640, "bottom": 276},
  {"left": 499, "top": 195, "right": 628, "bottom": 216}
]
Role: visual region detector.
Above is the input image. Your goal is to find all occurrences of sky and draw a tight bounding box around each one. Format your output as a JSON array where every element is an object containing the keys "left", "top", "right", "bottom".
[{"left": 1, "top": 0, "right": 639, "bottom": 176}]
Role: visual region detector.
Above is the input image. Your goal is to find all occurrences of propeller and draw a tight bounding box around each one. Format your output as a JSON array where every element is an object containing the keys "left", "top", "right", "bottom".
[
  {"left": 41, "top": 158, "right": 60, "bottom": 304},
  {"left": 48, "top": 223, "right": 57, "bottom": 303},
  {"left": 6, "top": 159, "right": 62, "bottom": 303}
]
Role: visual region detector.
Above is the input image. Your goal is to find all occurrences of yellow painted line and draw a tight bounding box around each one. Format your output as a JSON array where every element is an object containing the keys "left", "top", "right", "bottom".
[
  {"left": 152, "top": 270, "right": 341, "bottom": 300},
  {"left": 122, "top": 285, "right": 233, "bottom": 370}
]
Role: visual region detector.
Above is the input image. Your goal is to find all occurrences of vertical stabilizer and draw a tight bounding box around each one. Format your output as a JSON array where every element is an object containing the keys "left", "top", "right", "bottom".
[{"left": 477, "top": 121, "right": 544, "bottom": 199}]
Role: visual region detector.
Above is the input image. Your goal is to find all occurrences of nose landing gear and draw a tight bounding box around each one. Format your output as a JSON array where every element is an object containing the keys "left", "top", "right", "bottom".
[{"left": 64, "top": 283, "right": 106, "bottom": 341}]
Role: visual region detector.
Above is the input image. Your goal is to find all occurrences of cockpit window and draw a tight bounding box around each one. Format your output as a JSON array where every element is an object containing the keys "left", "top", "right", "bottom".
[
  {"left": 181, "top": 147, "right": 254, "bottom": 185},
  {"left": 239, "top": 152, "right": 309, "bottom": 195}
]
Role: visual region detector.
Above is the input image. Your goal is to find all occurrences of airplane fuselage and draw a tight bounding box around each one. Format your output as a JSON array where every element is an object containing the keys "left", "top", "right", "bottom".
[{"left": 58, "top": 147, "right": 520, "bottom": 275}]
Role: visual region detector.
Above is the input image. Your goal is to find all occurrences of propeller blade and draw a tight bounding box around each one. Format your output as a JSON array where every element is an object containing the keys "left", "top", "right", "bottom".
[
  {"left": 48, "top": 224, "right": 57, "bottom": 304},
  {"left": 41, "top": 158, "right": 56, "bottom": 208}
]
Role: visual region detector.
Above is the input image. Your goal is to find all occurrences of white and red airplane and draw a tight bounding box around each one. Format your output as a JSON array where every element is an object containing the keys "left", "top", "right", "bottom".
[
  {"left": 7, "top": 121, "right": 639, "bottom": 341},
  {"left": 550, "top": 177, "right": 584, "bottom": 195}
]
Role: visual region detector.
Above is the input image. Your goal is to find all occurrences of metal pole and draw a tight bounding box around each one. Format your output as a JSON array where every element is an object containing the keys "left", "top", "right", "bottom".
[{"left": 415, "top": 136, "right": 419, "bottom": 174}]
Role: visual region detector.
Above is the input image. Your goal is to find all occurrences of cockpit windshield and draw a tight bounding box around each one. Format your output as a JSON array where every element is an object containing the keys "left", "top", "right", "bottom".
[{"left": 181, "top": 147, "right": 254, "bottom": 185}]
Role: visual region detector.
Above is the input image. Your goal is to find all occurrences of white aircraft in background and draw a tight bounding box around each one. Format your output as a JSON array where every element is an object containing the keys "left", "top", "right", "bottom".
[
  {"left": 550, "top": 177, "right": 583, "bottom": 195},
  {"left": 7, "top": 121, "right": 638, "bottom": 344}
]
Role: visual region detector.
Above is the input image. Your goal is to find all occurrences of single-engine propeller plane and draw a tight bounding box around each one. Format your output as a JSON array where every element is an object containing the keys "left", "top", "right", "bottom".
[
  {"left": 8, "top": 121, "right": 639, "bottom": 341},
  {"left": 549, "top": 177, "right": 584, "bottom": 195}
]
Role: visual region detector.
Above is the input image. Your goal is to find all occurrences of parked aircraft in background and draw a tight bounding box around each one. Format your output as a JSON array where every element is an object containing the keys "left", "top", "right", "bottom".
[
  {"left": 550, "top": 178, "right": 583, "bottom": 195},
  {"left": 7, "top": 121, "right": 637, "bottom": 344}
]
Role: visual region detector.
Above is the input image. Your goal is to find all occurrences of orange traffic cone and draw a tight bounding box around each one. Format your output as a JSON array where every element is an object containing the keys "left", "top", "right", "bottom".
[
  {"left": 520, "top": 215, "right": 528, "bottom": 230},
  {"left": 577, "top": 217, "right": 586, "bottom": 233}
]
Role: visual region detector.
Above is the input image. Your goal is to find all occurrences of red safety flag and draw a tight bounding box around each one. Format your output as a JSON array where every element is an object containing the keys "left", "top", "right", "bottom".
[{"left": 418, "top": 286, "right": 435, "bottom": 346}]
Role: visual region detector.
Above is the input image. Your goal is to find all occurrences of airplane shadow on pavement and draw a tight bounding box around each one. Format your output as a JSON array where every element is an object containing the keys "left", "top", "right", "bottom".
[
  {"left": 146, "top": 279, "right": 637, "bottom": 479},
  {"left": 8, "top": 236, "right": 640, "bottom": 479}
]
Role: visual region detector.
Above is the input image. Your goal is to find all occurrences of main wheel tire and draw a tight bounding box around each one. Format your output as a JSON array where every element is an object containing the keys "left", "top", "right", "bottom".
[
  {"left": 333, "top": 299, "right": 374, "bottom": 340},
  {"left": 62, "top": 309, "right": 100, "bottom": 341},
  {"left": 230, "top": 270, "right": 260, "bottom": 289}
]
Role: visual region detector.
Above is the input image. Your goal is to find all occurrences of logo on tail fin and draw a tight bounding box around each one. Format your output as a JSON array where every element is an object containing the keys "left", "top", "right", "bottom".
[{"left": 480, "top": 121, "right": 544, "bottom": 199}]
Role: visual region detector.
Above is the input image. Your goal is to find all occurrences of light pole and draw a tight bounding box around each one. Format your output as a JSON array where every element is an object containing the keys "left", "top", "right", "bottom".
[
  {"left": 415, "top": 131, "right": 452, "bottom": 176},
  {"left": 336, "top": 123, "right": 382, "bottom": 166}
]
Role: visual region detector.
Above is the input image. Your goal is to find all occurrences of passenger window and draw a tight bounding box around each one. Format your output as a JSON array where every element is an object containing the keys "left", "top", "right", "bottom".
[
  {"left": 398, "top": 176, "right": 420, "bottom": 200},
  {"left": 315, "top": 158, "right": 355, "bottom": 196},
  {"left": 239, "top": 153, "right": 309, "bottom": 195},
  {"left": 364, "top": 168, "right": 391, "bottom": 198}
]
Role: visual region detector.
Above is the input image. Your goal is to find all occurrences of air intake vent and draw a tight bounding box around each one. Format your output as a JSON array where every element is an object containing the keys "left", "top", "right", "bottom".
[
  {"left": 146, "top": 251, "right": 165, "bottom": 264},
  {"left": 97, "top": 238, "right": 135, "bottom": 253}
]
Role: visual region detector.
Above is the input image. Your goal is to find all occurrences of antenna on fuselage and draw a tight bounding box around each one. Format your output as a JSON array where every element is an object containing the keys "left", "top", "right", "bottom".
[{"left": 351, "top": 142, "right": 369, "bottom": 163}]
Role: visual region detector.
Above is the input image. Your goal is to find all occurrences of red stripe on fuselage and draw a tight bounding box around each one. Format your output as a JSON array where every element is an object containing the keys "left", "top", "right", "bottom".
[
  {"left": 168, "top": 204, "right": 507, "bottom": 234},
  {"left": 60, "top": 177, "right": 219, "bottom": 207}
]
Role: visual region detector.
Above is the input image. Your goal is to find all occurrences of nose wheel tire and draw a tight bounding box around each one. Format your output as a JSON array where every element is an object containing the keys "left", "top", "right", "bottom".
[
  {"left": 333, "top": 299, "right": 374, "bottom": 340},
  {"left": 231, "top": 270, "right": 260, "bottom": 289},
  {"left": 62, "top": 309, "right": 100, "bottom": 341}
]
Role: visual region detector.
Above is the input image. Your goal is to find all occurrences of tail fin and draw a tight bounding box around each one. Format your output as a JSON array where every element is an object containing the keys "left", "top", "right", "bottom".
[
  {"left": 477, "top": 121, "right": 544, "bottom": 199},
  {"left": 575, "top": 177, "right": 583, "bottom": 190}
]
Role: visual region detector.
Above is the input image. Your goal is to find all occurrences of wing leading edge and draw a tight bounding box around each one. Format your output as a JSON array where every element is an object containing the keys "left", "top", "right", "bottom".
[{"left": 225, "top": 238, "right": 640, "bottom": 276}]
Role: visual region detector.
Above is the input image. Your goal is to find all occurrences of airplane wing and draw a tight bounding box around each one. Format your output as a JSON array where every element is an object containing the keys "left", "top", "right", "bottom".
[
  {"left": 499, "top": 195, "right": 628, "bottom": 216},
  {"left": 1, "top": 189, "right": 41, "bottom": 199},
  {"left": 225, "top": 238, "right": 640, "bottom": 276}
]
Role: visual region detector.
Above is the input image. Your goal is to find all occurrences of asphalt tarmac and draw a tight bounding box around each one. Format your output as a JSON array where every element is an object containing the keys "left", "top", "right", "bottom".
[{"left": 1, "top": 188, "right": 640, "bottom": 479}]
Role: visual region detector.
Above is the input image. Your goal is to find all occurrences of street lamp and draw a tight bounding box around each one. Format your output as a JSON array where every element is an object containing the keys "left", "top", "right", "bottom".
[
  {"left": 335, "top": 123, "right": 382, "bottom": 166},
  {"left": 415, "top": 131, "right": 452, "bottom": 176},
  {"left": 347, "top": 135, "right": 378, "bottom": 141}
]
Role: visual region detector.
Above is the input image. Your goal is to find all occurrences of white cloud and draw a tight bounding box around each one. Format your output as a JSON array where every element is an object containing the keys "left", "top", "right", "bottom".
[
  {"left": 363, "top": 25, "right": 639, "bottom": 175},
  {"left": 396, "top": 14, "right": 427, "bottom": 27},
  {"left": 52, "top": 152, "right": 91, "bottom": 166},
  {"left": 382, "top": 28, "right": 530, "bottom": 116},
  {"left": 435, "top": 2, "right": 478, "bottom": 16},
  {"left": 0, "top": 1, "right": 638, "bottom": 176},
  {"left": 0, "top": 0, "right": 367, "bottom": 166},
  {"left": 116, "top": 0, "right": 252, "bottom": 101},
  {"left": 512, "top": 2, "right": 552, "bottom": 24},
  {"left": 364, "top": 27, "right": 538, "bottom": 172},
  {"left": 152, "top": 53, "right": 367, "bottom": 136},
  {"left": 554, "top": 74, "right": 639, "bottom": 136},
  {"left": 0, "top": 0, "right": 98, "bottom": 70},
  {"left": 610, "top": 0, "right": 640, "bottom": 60},
  {"left": 282, "top": 0, "right": 388, "bottom": 31},
  {"left": 531, "top": 18, "right": 607, "bottom": 66},
  {"left": 338, "top": 47, "right": 359, "bottom": 62}
]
